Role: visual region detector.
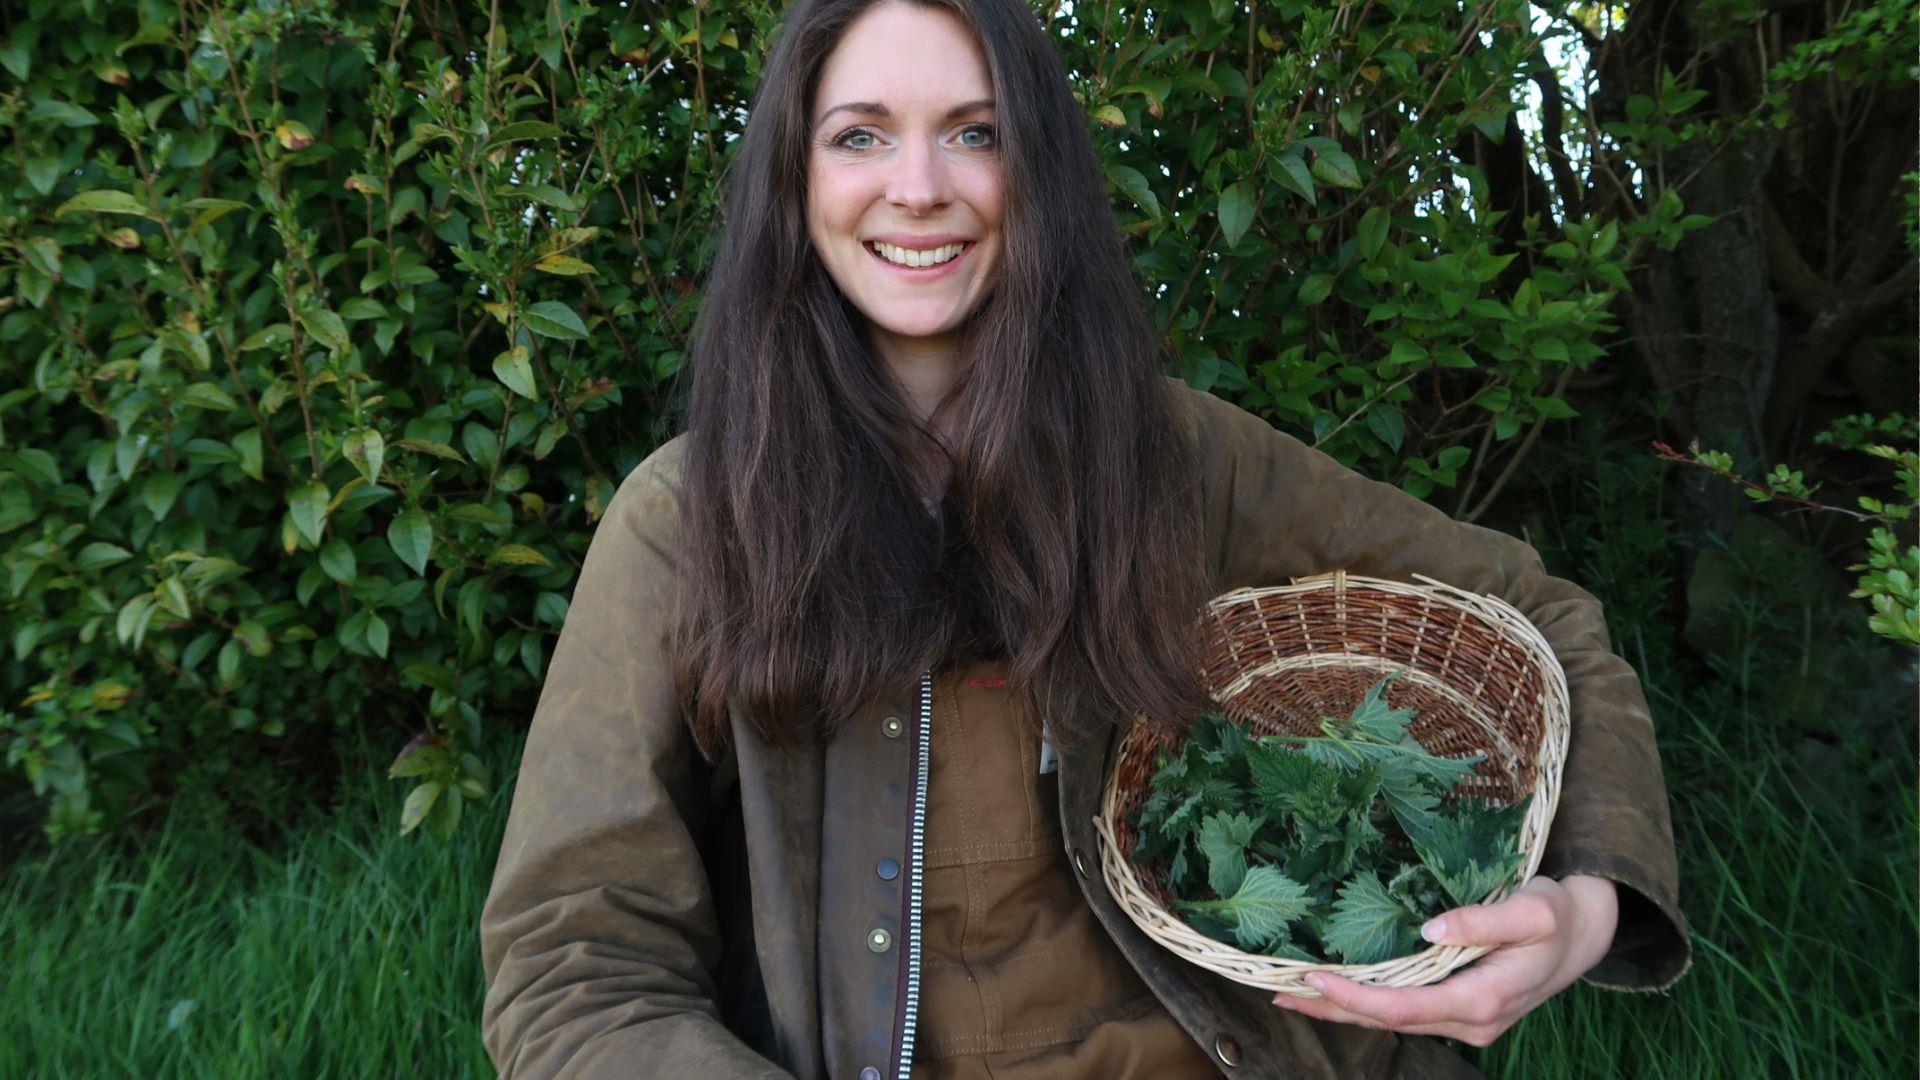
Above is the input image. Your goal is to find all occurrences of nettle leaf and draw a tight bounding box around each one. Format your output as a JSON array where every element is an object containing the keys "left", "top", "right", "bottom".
[
  {"left": 1196, "top": 810, "right": 1263, "bottom": 897},
  {"left": 1413, "top": 797, "right": 1530, "bottom": 905},
  {"left": 1177, "top": 864, "right": 1310, "bottom": 952},
  {"left": 1246, "top": 739, "right": 1328, "bottom": 813},
  {"left": 1377, "top": 757, "right": 1443, "bottom": 843},
  {"left": 1325, "top": 872, "right": 1421, "bottom": 964},
  {"left": 1386, "top": 862, "right": 1448, "bottom": 920},
  {"left": 1346, "top": 670, "right": 1416, "bottom": 741}
]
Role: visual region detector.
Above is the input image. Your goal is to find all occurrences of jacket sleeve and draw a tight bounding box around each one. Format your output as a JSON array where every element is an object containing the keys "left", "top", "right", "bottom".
[
  {"left": 479, "top": 443, "right": 796, "bottom": 1079},
  {"left": 1197, "top": 389, "right": 1692, "bottom": 992}
]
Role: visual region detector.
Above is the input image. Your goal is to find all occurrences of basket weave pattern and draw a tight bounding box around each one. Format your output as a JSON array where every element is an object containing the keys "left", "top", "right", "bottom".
[{"left": 1093, "top": 569, "right": 1571, "bottom": 996}]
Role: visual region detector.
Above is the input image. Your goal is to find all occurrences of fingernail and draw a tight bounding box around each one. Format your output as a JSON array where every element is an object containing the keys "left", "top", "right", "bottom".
[
  {"left": 1272, "top": 994, "right": 1295, "bottom": 1009},
  {"left": 1421, "top": 917, "right": 1446, "bottom": 943},
  {"left": 1305, "top": 973, "right": 1326, "bottom": 990}
]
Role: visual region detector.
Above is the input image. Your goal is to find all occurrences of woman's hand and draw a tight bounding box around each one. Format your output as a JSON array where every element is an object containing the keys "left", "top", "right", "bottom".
[{"left": 1271, "top": 874, "right": 1619, "bottom": 1047}]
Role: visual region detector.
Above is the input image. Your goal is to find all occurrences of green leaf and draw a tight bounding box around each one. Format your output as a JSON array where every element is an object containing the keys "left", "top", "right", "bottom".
[
  {"left": 1272, "top": 149, "right": 1316, "bottom": 206},
  {"left": 534, "top": 590, "right": 570, "bottom": 626},
  {"left": 75, "top": 542, "right": 134, "bottom": 572},
  {"left": 54, "top": 189, "right": 155, "bottom": 219},
  {"left": 1309, "top": 147, "right": 1361, "bottom": 189},
  {"left": 343, "top": 428, "right": 385, "bottom": 485},
  {"left": 400, "top": 781, "right": 443, "bottom": 835},
  {"left": 232, "top": 430, "right": 264, "bottom": 481},
  {"left": 1107, "top": 164, "right": 1160, "bottom": 221},
  {"left": 1530, "top": 338, "right": 1570, "bottom": 362},
  {"left": 288, "top": 481, "right": 330, "bottom": 545},
  {"left": 319, "top": 537, "right": 357, "bottom": 584},
  {"left": 295, "top": 303, "right": 350, "bottom": 354},
  {"left": 1412, "top": 797, "right": 1529, "bottom": 905},
  {"left": 239, "top": 324, "right": 292, "bottom": 352},
  {"left": 1324, "top": 873, "right": 1421, "bottom": 963},
  {"left": 366, "top": 612, "right": 390, "bottom": 659},
  {"left": 1196, "top": 810, "right": 1262, "bottom": 897},
  {"left": 388, "top": 510, "right": 434, "bottom": 576},
  {"left": 1176, "top": 865, "right": 1310, "bottom": 952},
  {"left": 116, "top": 593, "right": 158, "bottom": 648},
  {"left": 394, "top": 439, "right": 465, "bottom": 463},
  {"left": 1346, "top": 671, "right": 1415, "bottom": 741},
  {"left": 426, "top": 782, "right": 463, "bottom": 839},
  {"left": 492, "top": 346, "right": 540, "bottom": 400},
  {"left": 179, "top": 380, "right": 238, "bottom": 412},
  {"left": 1357, "top": 206, "right": 1389, "bottom": 262},
  {"left": 1365, "top": 405, "right": 1404, "bottom": 452},
  {"left": 139, "top": 473, "right": 183, "bottom": 520},
  {"left": 1217, "top": 181, "right": 1254, "bottom": 249},
  {"left": 522, "top": 301, "right": 588, "bottom": 341},
  {"left": 1387, "top": 863, "right": 1449, "bottom": 921},
  {"left": 389, "top": 741, "right": 448, "bottom": 778},
  {"left": 484, "top": 120, "right": 567, "bottom": 150},
  {"left": 1297, "top": 273, "right": 1335, "bottom": 306}
]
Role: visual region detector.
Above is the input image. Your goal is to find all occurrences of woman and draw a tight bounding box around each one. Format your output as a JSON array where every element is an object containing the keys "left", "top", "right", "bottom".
[{"left": 478, "top": 0, "right": 1692, "bottom": 1076}]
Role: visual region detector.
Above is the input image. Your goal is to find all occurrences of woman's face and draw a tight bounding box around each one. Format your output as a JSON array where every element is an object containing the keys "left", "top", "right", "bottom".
[{"left": 805, "top": 1, "right": 1005, "bottom": 351}]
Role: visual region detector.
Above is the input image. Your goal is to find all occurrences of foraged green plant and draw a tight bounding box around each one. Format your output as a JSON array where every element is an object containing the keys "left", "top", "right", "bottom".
[{"left": 1128, "top": 671, "right": 1529, "bottom": 965}]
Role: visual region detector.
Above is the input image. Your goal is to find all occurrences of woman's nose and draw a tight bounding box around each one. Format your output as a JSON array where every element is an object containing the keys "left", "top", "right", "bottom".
[{"left": 885, "top": 139, "right": 954, "bottom": 214}]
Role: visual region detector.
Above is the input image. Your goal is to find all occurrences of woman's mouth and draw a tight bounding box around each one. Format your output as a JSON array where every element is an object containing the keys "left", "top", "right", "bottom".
[{"left": 866, "top": 240, "right": 973, "bottom": 279}]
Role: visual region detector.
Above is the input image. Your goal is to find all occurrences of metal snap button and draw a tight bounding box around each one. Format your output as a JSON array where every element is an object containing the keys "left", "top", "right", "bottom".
[
  {"left": 876, "top": 857, "right": 900, "bottom": 881},
  {"left": 882, "top": 716, "right": 904, "bottom": 738},
  {"left": 860, "top": 1069, "right": 880, "bottom": 1080},
  {"left": 1214, "top": 1033, "right": 1241, "bottom": 1067},
  {"left": 867, "top": 928, "right": 892, "bottom": 953}
]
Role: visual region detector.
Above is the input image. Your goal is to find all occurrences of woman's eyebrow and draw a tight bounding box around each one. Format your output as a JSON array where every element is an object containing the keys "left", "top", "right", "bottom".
[{"left": 815, "top": 98, "right": 996, "bottom": 128}]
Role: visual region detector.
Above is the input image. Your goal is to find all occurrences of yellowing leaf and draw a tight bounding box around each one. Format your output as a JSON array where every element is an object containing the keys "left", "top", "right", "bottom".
[
  {"left": 488, "top": 543, "right": 551, "bottom": 567},
  {"left": 91, "top": 681, "right": 132, "bottom": 709},
  {"left": 275, "top": 120, "right": 316, "bottom": 151},
  {"left": 1092, "top": 104, "right": 1127, "bottom": 128},
  {"left": 533, "top": 253, "right": 596, "bottom": 276}
]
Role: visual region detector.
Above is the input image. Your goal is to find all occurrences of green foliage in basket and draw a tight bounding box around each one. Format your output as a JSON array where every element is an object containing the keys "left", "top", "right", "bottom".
[{"left": 1128, "top": 670, "right": 1531, "bottom": 965}]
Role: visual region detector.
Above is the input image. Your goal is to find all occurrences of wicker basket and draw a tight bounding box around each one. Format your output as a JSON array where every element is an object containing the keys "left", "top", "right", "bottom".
[{"left": 1092, "top": 569, "right": 1571, "bottom": 997}]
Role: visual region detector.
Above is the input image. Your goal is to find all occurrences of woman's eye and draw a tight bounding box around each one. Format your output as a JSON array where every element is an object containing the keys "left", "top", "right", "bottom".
[
  {"left": 834, "top": 129, "right": 877, "bottom": 150},
  {"left": 959, "top": 124, "right": 997, "bottom": 148}
]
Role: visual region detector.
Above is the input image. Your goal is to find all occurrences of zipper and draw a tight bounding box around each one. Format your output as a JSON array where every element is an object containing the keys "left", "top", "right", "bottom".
[{"left": 892, "top": 668, "right": 933, "bottom": 1080}]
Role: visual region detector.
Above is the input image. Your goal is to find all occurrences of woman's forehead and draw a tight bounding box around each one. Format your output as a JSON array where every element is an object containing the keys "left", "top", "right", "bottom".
[{"left": 813, "top": 4, "right": 992, "bottom": 121}]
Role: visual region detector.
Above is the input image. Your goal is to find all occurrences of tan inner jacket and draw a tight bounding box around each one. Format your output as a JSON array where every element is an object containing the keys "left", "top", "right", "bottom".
[
  {"left": 479, "top": 378, "right": 1692, "bottom": 1079},
  {"left": 909, "top": 657, "right": 1222, "bottom": 1078}
]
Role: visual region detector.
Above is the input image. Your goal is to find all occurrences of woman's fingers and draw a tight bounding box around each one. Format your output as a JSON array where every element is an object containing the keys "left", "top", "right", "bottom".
[
  {"left": 1422, "top": 880, "right": 1566, "bottom": 949},
  {"left": 1279, "top": 966, "right": 1514, "bottom": 1031}
]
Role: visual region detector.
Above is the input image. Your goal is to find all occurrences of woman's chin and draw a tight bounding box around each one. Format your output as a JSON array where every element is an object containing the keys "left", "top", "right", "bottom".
[{"left": 866, "top": 314, "right": 967, "bottom": 344}]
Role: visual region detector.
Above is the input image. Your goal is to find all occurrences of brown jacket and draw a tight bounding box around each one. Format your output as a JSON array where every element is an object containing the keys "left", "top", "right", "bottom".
[{"left": 479, "top": 379, "right": 1692, "bottom": 1079}]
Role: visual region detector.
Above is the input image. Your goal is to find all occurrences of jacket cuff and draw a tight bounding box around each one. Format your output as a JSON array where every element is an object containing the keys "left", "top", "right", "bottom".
[{"left": 1538, "top": 846, "right": 1693, "bottom": 993}]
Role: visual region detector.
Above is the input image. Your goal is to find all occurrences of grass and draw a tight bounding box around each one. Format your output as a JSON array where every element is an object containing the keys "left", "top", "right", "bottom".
[
  {"left": 0, "top": 725, "right": 521, "bottom": 1079},
  {"left": 3, "top": 416, "right": 1914, "bottom": 1077}
]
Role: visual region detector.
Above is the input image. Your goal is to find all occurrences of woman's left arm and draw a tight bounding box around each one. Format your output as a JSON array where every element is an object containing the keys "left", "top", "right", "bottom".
[{"left": 1189, "top": 386, "right": 1693, "bottom": 1022}]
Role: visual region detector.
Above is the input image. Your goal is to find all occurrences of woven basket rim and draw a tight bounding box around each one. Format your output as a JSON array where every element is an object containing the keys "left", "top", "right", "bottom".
[{"left": 1094, "top": 569, "right": 1572, "bottom": 996}]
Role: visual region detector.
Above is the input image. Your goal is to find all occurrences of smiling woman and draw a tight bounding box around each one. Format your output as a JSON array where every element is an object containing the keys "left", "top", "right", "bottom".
[
  {"left": 477, "top": 0, "right": 1683, "bottom": 1077},
  {"left": 803, "top": 2, "right": 1006, "bottom": 418}
]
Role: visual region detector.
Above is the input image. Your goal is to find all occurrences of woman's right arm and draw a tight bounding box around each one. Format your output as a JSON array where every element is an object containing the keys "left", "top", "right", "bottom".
[{"left": 480, "top": 442, "right": 794, "bottom": 1079}]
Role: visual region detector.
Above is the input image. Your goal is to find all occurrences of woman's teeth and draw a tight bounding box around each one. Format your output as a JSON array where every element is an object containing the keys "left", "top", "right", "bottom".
[{"left": 870, "top": 241, "right": 966, "bottom": 268}]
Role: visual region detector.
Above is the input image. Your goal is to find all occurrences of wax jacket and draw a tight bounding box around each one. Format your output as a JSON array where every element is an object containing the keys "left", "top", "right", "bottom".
[{"left": 479, "top": 379, "right": 1692, "bottom": 1079}]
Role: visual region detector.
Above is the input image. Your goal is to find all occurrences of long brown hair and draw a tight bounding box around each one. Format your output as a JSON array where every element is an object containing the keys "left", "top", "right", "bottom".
[{"left": 671, "top": 0, "right": 1215, "bottom": 763}]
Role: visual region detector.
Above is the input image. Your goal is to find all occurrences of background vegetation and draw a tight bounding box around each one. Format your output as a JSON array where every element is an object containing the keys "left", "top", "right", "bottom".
[{"left": 0, "top": 0, "right": 1912, "bottom": 1074}]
